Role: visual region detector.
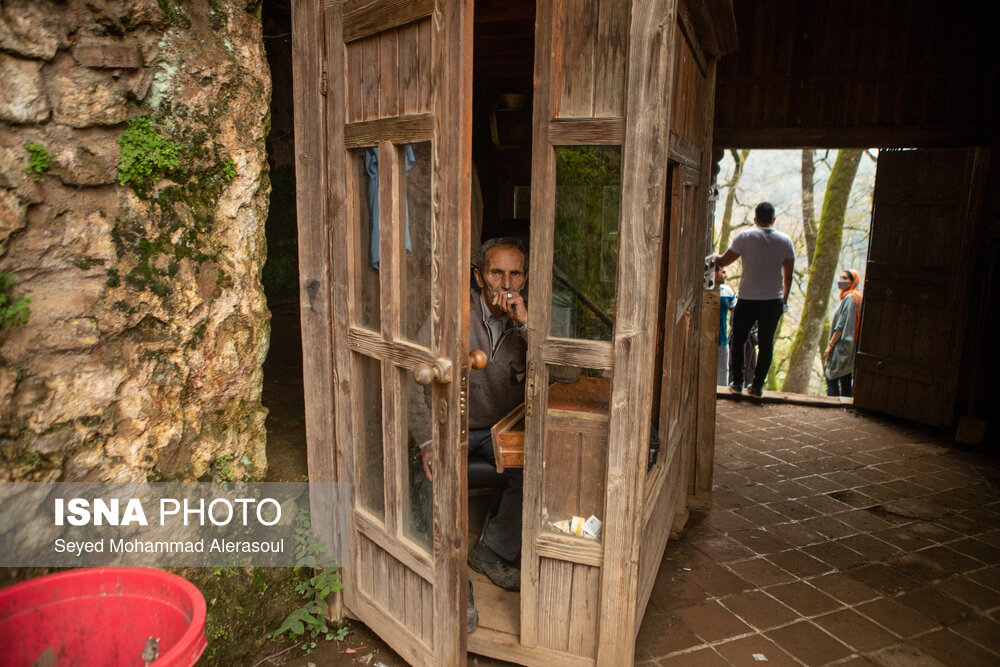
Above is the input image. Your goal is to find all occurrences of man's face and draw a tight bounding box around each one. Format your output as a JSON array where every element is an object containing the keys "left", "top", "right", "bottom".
[
  {"left": 715, "top": 267, "right": 727, "bottom": 285},
  {"left": 474, "top": 246, "right": 526, "bottom": 305}
]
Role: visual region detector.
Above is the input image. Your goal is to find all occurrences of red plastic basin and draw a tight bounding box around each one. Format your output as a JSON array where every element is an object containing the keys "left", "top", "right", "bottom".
[{"left": 0, "top": 567, "right": 206, "bottom": 666}]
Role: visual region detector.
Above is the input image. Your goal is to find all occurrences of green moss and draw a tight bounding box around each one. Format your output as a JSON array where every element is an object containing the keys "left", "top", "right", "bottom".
[
  {"left": 105, "top": 269, "right": 121, "bottom": 287},
  {"left": 220, "top": 157, "right": 236, "bottom": 181},
  {"left": 156, "top": 0, "right": 192, "bottom": 28},
  {"left": 72, "top": 258, "right": 104, "bottom": 270},
  {"left": 0, "top": 271, "right": 30, "bottom": 329},
  {"left": 117, "top": 116, "right": 182, "bottom": 194},
  {"left": 24, "top": 142, "right": 58, "bottom": 182},
  {"left": 211, "top": 454, "right": 235, "bottom": 482}
]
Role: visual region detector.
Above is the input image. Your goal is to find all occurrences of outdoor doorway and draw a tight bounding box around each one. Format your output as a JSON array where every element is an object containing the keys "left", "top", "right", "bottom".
[
  {"left": 712, "top": 147, "right": 987, "bottom": 428},
  {"left": 712, "top": 148, "right": 876, "bottom": 399}
]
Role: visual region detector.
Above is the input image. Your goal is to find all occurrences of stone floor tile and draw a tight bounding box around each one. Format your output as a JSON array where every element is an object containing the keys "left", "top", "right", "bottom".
[
  {"left": 910, "top": 628, "right": 999, "bottom": 666},
  {"left": 648, "top": 577, "right": 711, "bottom": 612},
  {"left": 675, "top": 600, "right": 754, "bottom": 643},
  {"left": 882, "top": 554, "right": 950, "bottom": 582},
  {"left": 713, "top": 633, "right": 799, "bottom": 666},
  {"left": 870, "top": 526, "right": 935, "bottom": 552},
  {"left": 766, "top": 580, "right": 843, "bottom": 616},
  {"left": 807, "top": 572, "right": 882, "bottom": 606},
  {"left": 769, "top": 479, "right": 815, "bottom": 499},
  {"left": 769, "top": 499, "right": 824, "bottom": 522},
  {"left": 854, "top": 483, "right": 907, "bottom": 503},
  {"left": 636, "top": 611, "right": 704, "bottom": 657},
  {"left": 729, "top": 529, "right": 794, "bottom": 555},
  {"left": 765, "top": 521, "right": 827, "bottom": 548},
  {"left": 799, "top": 492, "right": 856, "bottom": 515},
  {"left": 906, "top": 521, "right": 962, "bottom": 544},
  {"left": 734, "top": 503, "right": 790, "bottom": 526},
  {"left": 800, "top": 515, "right": 859, "bottom": 540},
  {"left": 703, "top": 510, "right": 757, "bottom": 534},
  {"left": 843, "top": 563, "right": 922, "bottom": 596},
  {"left": 836, "top": 534, "right": 902, "bottom": 561},
  {"left": 951, "top": 616, "right": 1000, "bottom": 655},
  {"left": 854, "top": 597, "right": 939, "bottom": 638},
  {"left": 721, "top": 590, "right": 800, "bottom": 631},
  {"left": 935, "top": 512, "right": 988, "bottom": 537},
  {"left": 765, "top": 620, "right": 853, "bottom": 664},
  {"left": 803, "top": 540, "right": 868, "bottom": 570},
  {"left": 688, "top": 563, "right": 754, "bottom": 598},
  {"left": 967, "top": 566, "right": 1000, "bottom": 593},
  {"left": 915, "top": 545, "right": 983, "bottom": 574},
  {"left": 935, "top": 575, "right": 1000, "bottom": 612},
  {"left": 865, "top": 643, "right": 948, "bottom": 666},
  {"left": 896, "top": 586, "right": 977, "bottom": 625},
  {"left": 835, "top": 509, "right": 898, "bottom": 533},
  {"left": 740, "top": 484, "right": 788, "bottom": 505},
  {"left": 813, "top": 608, "right": 897, "bottom": 652},
  {"left": 727, "top": 557, "right": 798, "bottom": 588},
  {"left": 796, "top": 474, "right": 845, "bottom": 494},
  {"left": 712, "top": 488, "right": 756, "bottom": 511},
  {"left": 823, "top": 471, "right": 872, "bottom": 491},
  {"left": 658, "top": 647, "right": 729, "bottom": 666},
  {"left": 766, "top": 549, "right": 833, "bottom": 578},
  {"left": 693, "top": 534, "right": 757, "bottom": 564}
]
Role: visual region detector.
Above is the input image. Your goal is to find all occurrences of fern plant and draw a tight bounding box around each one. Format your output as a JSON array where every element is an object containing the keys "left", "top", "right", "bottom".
[{"left": 270, "top": 509, "right": 346, "bottom": 652}]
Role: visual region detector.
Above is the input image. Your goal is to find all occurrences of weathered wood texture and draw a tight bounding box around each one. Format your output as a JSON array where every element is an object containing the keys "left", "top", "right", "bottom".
[
  {"left": 853, "top": 148, "right": 985, "bottom": 426},
  {"left": 594, "top": 0, "right": 677, "bottom": 661},
  {"left": 715, "top": 0, "right": 1000, "bottom": 148},
  {"left": 691, "top": 289, "right": 718, "bottom": 508},
  {"left": 292, "top": 0, "right": 342, "bottom": 620},
  {"left": 319, "top": 0, "right": 471, "bottom": 663}
]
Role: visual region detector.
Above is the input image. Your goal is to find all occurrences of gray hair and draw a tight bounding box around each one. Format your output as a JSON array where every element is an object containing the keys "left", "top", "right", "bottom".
[{"left": 476, "top": 237, "right": 528, "bottom": 273}]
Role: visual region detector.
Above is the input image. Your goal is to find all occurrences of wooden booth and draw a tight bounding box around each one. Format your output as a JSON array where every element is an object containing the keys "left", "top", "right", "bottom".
[{"left": 291, "top": 0, "right": 737, "bottom": 664}]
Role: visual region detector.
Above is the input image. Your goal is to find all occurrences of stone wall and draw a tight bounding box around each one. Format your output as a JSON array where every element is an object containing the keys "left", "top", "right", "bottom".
[{"left": 0, "top": 0, "right": 271, "bottom": 482}]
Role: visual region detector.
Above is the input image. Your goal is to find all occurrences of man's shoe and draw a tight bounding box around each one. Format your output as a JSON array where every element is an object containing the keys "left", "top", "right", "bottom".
[
  {"left": 467, "top": 580, "right": 479, "bottom": 633},
  {"left": 747, "top": 384, "right": 763, "bottom": 399},
  {"left": 469, "top": 541, "right": 521, "bottom": 591},
  {"left": 728, "top": 381, "right": 743, "bottom": 394}
]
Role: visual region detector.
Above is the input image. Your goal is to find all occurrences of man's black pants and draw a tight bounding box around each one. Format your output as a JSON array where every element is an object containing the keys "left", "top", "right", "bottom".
[{"left": 730, "top": 298, "right": 784, "bottom": 390}]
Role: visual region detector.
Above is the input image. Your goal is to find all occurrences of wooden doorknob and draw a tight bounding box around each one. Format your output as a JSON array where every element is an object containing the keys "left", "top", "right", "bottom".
[
  {"left": 413, "top": 358, "right": 453, "bottom": 385},
  {"left": 469, "top": 349, "right": 488, "bottom": 370}
]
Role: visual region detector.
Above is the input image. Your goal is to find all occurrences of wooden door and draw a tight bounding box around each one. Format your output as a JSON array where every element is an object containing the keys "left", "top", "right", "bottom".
[
  {"left": 854, "top": 148, "right": 985, "bottom": 426},
  {"left": 324, "top": 1, "right": 472, "bottom": 664}
]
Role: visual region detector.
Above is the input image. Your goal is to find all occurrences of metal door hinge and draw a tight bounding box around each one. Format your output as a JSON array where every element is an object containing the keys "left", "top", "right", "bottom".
[
  {"left": 320, "top": 65, "right": 328, "bottom": 96},
  {"left": 459, "top": 367, "right": 469, "bottom": 437}
]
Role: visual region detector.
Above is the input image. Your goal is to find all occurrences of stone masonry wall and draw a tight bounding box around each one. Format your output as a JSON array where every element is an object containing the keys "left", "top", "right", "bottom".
[{"left": 0, "top": 0, "right": 271, "bottom": 482}]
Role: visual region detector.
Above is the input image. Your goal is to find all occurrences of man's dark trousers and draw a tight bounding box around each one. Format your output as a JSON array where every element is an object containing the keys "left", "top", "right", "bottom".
[
  {"left": 469, "top": 428, "right": 522, "bottom": 562},
  {"left": 730, "top": 298, "right": 784, "bottom": 390}
]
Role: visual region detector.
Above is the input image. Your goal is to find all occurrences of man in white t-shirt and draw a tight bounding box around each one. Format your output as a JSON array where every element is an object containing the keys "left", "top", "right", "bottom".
[{"left": 715, "top": 202, "right": 794, "bottom": 398}]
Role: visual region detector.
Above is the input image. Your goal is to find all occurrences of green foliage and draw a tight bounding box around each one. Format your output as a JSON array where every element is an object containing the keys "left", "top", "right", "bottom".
[
  {"left": 0, "top": 271, "right": 31, "bottom": 329},
  {"left": 270, "top": 510, "right": 345, "bottom": 652},
  {"left": 221, "top": 158, "right": 236, "bottom": 181},
  {"left": 211, "top": 454, "right": 235, "bottom": 482},
  {"left": 24, "top": 142, "right": 57, "bottom": 182},
  {"left": 117, "top": 116, "right": 182, "bottom": 193}
]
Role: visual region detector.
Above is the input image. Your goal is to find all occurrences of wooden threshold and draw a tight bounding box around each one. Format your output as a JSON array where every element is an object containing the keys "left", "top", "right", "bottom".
[{"left": 716, "top": 387, "right": 854, "bottom": 408}]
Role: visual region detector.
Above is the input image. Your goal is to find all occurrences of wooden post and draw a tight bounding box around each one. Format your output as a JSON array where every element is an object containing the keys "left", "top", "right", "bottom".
[{"left": 691, "top": 289, "right": 718, "bottom": 509}]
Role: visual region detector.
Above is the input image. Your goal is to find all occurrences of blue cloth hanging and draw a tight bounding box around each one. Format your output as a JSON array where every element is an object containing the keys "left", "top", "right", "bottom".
[{"left": 365, "top": 145, "right": 416, "bottom": 269}]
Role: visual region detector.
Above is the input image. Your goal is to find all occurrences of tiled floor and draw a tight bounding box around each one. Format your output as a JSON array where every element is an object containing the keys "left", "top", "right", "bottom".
[{"left": 635, "top": 400, "right": 1000, "bottom": 666}]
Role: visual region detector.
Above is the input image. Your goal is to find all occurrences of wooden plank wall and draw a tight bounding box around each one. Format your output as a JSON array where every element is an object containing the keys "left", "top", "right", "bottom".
[
  {"left": 635, "top": 7, "right": 719, "bottom": 630},
  {"left": 714, "top": 0, "right": 1000, "bottom": 148}
]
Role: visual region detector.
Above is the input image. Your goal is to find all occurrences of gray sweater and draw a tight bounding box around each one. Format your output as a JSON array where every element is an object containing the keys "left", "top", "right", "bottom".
[{"left": 469, "top": 291, "right": 527, "bottom": 430}]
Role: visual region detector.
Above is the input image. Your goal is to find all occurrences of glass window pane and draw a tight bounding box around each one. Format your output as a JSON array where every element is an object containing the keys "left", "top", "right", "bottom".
[
  {"left": 402, "top": 142, "right": 432, "bottom": 347},
  {"left": 353, "top": 147, "right": 381, "bottom": 331},
  {"left": 355, "top": 352, "right": 385, "bottom": 519},
  {"left": 403, "top": 368, "right": 433, "bottom": 552},
  {"left": 540, "top": 366, "right": 611, "bottom": 542},
  {"left": 551, "top": 146, "right": 621, "bottom": 341}
]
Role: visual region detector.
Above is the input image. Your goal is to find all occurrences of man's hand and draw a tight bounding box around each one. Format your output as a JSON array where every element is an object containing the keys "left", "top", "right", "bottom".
[
  {"left": 491, "top": 289, "right": 527, "bottom": 327},
  {"left": 420, "top": 443, "right": 433, "bottom": 481}
]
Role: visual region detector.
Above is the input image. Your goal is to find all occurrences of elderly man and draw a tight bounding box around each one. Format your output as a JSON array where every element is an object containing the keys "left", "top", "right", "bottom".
[
  {"left": 421, "top": 237, "right": 527, "bottom": 599},
  {"left": 715, "top": 202, "right": 794, "bottom": 398}
]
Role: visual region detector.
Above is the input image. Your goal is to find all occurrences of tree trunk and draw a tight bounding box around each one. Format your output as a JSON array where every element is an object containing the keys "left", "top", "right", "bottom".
[
  {"left": 781, "top": 149, "right": 864, "bottom": 394},
  {"left": 801, "top": 149, "right": 816, "bottom": 261},
  {"left": 717, "top": 149, "right": 750, "bottom": 253}
]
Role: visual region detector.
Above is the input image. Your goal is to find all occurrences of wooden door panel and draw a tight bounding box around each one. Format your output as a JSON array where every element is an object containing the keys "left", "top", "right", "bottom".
[
  {"left": 854, "top": 148, "right": 982, "bottom": 426},
  {"left": 325, "top": 1, "right": 472, "bottom": 664}
]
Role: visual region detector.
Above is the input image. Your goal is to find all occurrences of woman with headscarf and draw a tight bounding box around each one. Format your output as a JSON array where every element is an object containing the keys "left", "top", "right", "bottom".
[{"left": 824, "top": 269, "right": 862, "bottom": 396}]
